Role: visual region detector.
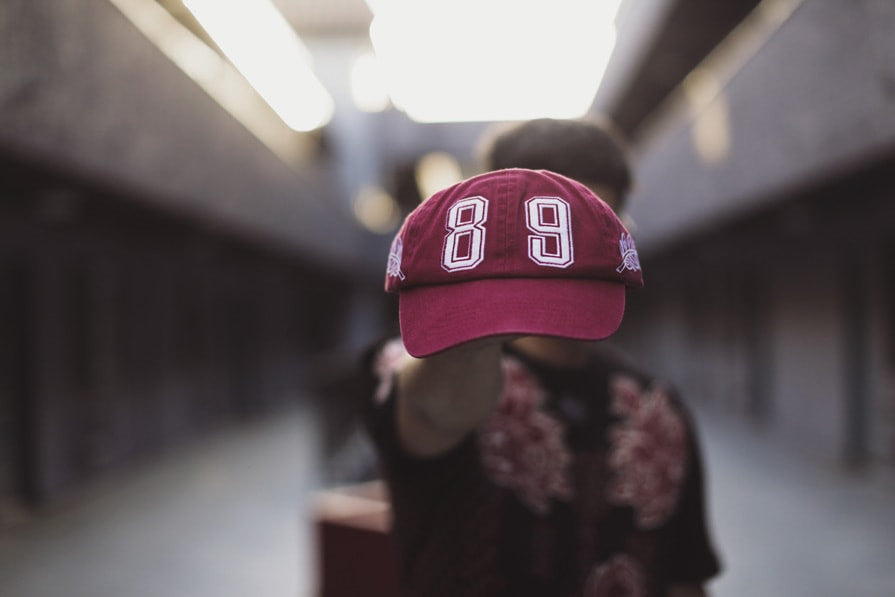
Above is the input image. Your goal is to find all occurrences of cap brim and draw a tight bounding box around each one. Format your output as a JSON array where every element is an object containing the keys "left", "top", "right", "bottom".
[{"left": 398, "top": 277, "right": 626, "bottom": 357}]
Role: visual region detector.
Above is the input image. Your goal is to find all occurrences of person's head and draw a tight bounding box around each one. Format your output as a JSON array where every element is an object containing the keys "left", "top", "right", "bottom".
[{"left": 480, "top": 116, "right": 633, "bottom": 213}]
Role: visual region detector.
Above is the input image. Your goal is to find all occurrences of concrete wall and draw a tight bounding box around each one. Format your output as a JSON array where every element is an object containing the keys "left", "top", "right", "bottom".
[
  {"left": 608, "top": 0, "right": 895, "bottom": 467},
  {"left": 628, "top": 0, "right": 895, "bottom": 255},
  {"left": 0, "top": 150, "right": 391, "bottom": 506},
  {"left": 869, "top": 254, "right": 895, "bottom": 460},
  {"left": 0, "top": 0, "right": 383, "bottom": 273},
  {"left": 615, "top": 154, "right": 895, "bottom": 466},
  {"left": 767, "top": 265, "right": 846, "bottom": 461}
]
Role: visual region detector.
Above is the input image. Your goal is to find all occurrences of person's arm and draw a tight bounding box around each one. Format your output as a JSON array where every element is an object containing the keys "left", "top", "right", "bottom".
[{"left": 394, "top": 337, "right": 505, "bottom": 457}]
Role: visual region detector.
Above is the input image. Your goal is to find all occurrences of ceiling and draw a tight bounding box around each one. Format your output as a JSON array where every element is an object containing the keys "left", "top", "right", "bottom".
[
  {"left": 606, "top": 0, "right": 762, "bottom": 138},
  {"left": 157, "top": 0, "right": 762, "bottom": 139},
  {"left": 152, "top": 0, "right": 763, "bottom": 219}
]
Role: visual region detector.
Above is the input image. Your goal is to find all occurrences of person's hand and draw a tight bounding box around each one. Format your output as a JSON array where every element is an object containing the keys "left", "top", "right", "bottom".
[{"left": 395, "top": 334, "right": 514, "bottom": 457}]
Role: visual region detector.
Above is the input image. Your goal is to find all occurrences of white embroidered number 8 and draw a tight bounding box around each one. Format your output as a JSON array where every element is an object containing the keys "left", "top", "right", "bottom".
[
  {"left": 441, "top": 195, "right": 575, "bottom": 271},
  {"left": 526, "top": 196, "right": 574, "bottom": 268},
  {"left": 442, "top": 196, "right": 488, "bottom": 271}
]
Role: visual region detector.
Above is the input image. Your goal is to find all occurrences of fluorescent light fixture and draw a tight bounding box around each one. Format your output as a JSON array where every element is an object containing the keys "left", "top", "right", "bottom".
[
  {"left": 368, "top": 0, "right": 622, "bottom": 123},
  {"left": 107, "top": 0, "right": 315, "bottom": 165},
  {"left": 350, "top": 51, "right": 390, "bottom": 112},
  {"left": 183, "top": 0, "right": 333, "bottom": 132}
]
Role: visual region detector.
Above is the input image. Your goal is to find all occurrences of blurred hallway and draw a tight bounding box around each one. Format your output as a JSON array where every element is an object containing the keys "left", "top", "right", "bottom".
[
  {"left": 0, "top": 405, "right": 323, "bottom": 597},
  {"left": 700, "top": 410, "right": 895, "bottom": 597},
  {"left": 3, "top": 1, "right": 895, "bottom": 595},
  {"left": 1, "top": 403, "right": 893, "bottom": 597}
]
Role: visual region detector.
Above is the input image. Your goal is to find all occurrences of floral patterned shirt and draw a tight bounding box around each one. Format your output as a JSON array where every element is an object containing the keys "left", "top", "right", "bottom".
[{"left": 362, "top": 339, "right": 721, "bottom": 597}]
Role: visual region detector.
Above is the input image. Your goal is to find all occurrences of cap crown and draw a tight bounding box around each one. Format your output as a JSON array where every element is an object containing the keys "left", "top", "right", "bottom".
[{"left": 385, "top": 168, "right": 642, "bottom": 292}]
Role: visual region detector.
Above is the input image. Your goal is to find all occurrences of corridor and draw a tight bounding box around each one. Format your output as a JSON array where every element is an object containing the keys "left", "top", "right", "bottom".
[{"left": 1, "top": 404, "right": 893, "bottom": 597}]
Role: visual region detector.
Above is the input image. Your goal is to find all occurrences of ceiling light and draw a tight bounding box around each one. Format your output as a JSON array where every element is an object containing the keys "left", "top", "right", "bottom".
[
  {"left": 368, "top": 0, "right": 622, "bottom": 123},
  {"left": 183, "top": 0, "right": 334, "bottom": 132},
  {"left": 350, "top": 51, "right": 390, "bottom": 112},
  {"left": 107, "top": 0, "right": 316, "bottom": 164}
]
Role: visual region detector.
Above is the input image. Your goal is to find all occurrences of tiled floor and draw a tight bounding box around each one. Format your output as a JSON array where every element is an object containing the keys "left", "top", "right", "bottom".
[{"left": 1, "top": 403, "right": 893, "bottom": 597}]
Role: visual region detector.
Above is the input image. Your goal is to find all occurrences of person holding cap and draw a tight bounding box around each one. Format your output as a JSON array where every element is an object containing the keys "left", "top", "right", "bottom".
[{"left": 360, "top": 121, "right": 720, "bottom": 597}]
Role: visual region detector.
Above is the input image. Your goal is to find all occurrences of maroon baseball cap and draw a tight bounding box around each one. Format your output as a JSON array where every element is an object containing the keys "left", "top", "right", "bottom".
[{"left": 385, "top": 168, "right": 643, "bottom": 357}]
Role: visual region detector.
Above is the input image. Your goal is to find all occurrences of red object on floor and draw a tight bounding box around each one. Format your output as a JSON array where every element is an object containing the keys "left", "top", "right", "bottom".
[{"left": 315, "top": 481, "right": 401, "bottom": 597}]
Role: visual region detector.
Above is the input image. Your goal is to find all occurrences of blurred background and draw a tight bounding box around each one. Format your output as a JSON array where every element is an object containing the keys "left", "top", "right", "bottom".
[{"left": 1, "top": 0, "right": 894, "bottom": 595}]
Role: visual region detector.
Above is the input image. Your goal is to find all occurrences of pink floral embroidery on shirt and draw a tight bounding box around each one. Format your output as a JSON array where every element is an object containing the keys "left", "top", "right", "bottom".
[
  {"left": 584, "top": 554, "right": 646, "bottom": 597},
  {"left": 479, "top": 357, "right": 574, "bottom": 515},
  {"left": 372, "top": 339, "right": 409, "bottom": 404},
  {"left": 606, "top": 374, "right": 688, "bottom": 529}
]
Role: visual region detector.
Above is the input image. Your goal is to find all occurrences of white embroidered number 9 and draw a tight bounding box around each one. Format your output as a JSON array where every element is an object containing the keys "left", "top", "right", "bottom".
[
  {"left": 526, "top": 196, "right": 574, "bottom": 268},
  {"left": 442, "top": 196, "right": 488, "bottom": 271}
]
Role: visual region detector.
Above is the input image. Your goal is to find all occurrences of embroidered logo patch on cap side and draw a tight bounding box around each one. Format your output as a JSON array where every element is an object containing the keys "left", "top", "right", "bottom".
[
  {"left": 387, "top": 235, "right": 405, "bottom": 280},
  {"left": 616, "top": 233, "right": 641, "bottom": 273}
]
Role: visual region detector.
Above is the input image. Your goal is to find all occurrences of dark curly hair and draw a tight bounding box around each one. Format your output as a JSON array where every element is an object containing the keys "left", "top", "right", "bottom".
[{"left": 480, "top": 117, "right": 633, "bottom": 211}]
